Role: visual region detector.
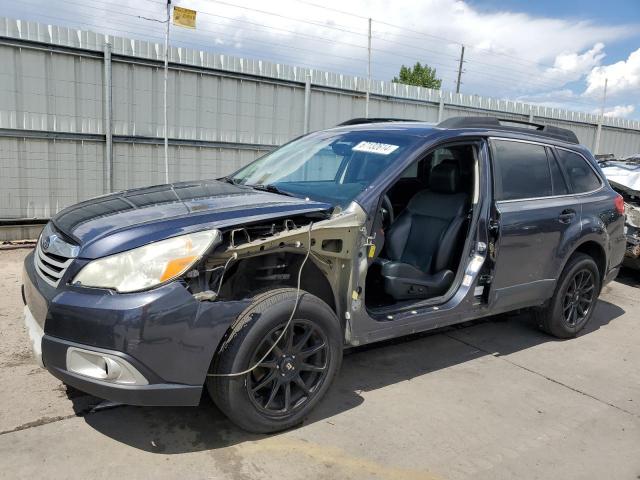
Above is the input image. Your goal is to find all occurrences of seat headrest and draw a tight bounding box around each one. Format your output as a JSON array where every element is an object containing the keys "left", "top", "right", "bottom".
[{"left": 429, "top": 161, "right": 460, "bottom": 193}]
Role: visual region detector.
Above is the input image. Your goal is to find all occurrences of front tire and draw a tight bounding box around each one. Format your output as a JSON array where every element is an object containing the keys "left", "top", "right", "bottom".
[
  {"left": 207, "top": 288, "right": 343, "bottom": 433},
  {"left": 535, "top": 253, "right": 601, "bottom": 338}
]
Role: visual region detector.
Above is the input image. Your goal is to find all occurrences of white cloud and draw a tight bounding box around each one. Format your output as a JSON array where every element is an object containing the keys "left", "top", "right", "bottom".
[
  {"left": 150, "top": 0, "right": 636, "bottom": 93},
  {"left": 603, "top": 104, "right": 635, "bottom": 117},
  {"left": 584, "top": 47, "right": 640, "bottom": 97},
  {"left": 542, "top": 43, "right": 605, "bottom": 85}
]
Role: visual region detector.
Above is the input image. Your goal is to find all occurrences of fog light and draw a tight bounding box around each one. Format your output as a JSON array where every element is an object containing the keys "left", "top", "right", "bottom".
[{"left": 66, "top": 347, "right": 148, "bottom": 385}]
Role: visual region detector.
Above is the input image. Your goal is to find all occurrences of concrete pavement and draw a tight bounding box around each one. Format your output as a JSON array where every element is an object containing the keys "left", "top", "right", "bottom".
[{"left": 1, "top": 248, "right": 639, "bottom": 479}]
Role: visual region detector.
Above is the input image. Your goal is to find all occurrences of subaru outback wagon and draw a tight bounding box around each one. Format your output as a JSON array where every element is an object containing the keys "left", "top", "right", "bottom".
[{"left": 23, "top": 116, "right": 626, "bottom": 433}]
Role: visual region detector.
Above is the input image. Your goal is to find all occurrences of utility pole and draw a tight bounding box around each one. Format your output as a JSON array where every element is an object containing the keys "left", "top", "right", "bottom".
[
  {"left": 303, "top": 74, "right": 311, "bottom": 134},
  {"left": 163, "top": 0, "right": 171, "bottom": 184},
  {"left": 456, "top": 44, "right": 465, "bottom": 94},
  {"left": 594, "top": 77, "right": 608, "bottom": 154},
  {"left": 103, "top": 42, "right": 113, "bottom": 193},
  {"left": 365, "top": 17, "right": 371, "bottom": 118}
]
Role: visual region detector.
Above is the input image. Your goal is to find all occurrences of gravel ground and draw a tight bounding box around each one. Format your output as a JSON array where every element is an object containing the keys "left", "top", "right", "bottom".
[{"left": 1, "top": 248, "right": 639, "bottom": 479}]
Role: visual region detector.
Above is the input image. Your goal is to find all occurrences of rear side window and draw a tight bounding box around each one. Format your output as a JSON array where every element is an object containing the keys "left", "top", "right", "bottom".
[
  {"left": 555, "top": 149, "right": 602, "bottom": 193},
  {"left": 492, "top": 140, "right": 552, "bottom": 200}
]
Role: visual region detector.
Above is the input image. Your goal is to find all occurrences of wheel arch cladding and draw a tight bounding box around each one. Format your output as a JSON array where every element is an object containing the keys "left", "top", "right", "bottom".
[
  {"left": 573, "top": 241, "right": 607, "bottom": 283},
  {"left": 553, "top": 240, "right": 606, "bottom": 295}
]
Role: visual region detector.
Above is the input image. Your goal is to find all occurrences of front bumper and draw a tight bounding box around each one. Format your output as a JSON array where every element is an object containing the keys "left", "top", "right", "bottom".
[
  {"left": 23, "top": 303, "right": 202, "bottom": 406},
  {"left": 22, "top": 250, "right": 250, "bottom": 407},
  {"left": 42, "top": 335, "right": 202, "bottom": 406},
  {"left": 24, "top": 305, "right": 44, "bottom": 368}
]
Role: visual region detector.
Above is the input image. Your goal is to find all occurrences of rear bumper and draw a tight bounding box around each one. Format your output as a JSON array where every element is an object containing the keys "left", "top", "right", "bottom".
[{"left": 603, "top": 265, "right": 620, "bottom": 286}]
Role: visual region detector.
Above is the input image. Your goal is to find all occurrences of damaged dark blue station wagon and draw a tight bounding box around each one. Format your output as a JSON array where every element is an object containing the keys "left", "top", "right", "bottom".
[{"left": 23, "top": 117, "right": 626, "bottom": 433}]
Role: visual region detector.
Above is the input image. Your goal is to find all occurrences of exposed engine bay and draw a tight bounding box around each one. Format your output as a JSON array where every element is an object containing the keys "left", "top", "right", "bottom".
[
  {"left": 182, "top": 203, "right": 368, "bottom": 333},
  {"left": 599, "top": 154, "right": 640, "bottom": 269}
]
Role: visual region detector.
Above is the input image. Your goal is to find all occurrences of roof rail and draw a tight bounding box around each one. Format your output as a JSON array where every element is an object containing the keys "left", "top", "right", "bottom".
[
  {"left": 437, "top": 116, "right": 579, "bottom": 144},
  {"left": 337, "top": 117, "right": 418, "bottom": 126}
]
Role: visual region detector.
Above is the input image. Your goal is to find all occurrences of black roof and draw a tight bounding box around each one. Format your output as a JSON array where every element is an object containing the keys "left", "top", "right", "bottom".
[
  {"left": 437, "top": 116, "right": 579, "bottom": 144},
  {"left": 337, "top": 118, "right": 418, "bottom": 126},
  {"left": 334, "top": 116, "right": 581, "bottom": 146}
]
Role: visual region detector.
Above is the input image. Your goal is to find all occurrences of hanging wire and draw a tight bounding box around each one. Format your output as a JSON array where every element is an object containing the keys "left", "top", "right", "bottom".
[{"left": 208, "top": 222, "right": 313, "bottom": 378}]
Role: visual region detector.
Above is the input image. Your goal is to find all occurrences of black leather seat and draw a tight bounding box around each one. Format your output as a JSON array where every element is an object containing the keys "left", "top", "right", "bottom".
[{"left": 379, "top": 162, "right": 468, "bottom": 300}]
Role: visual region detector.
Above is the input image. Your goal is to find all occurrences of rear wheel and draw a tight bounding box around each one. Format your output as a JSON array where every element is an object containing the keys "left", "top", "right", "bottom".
[
  {"left": 535, "top": 253, "right": 600, "bottom": 338},
  {"left": 207, "top": 288, "right": 342, "bottom": 433}
]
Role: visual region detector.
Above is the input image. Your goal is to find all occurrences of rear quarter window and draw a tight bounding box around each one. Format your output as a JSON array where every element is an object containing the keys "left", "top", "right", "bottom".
[
  {"left": 491, "top": 140, "right": 553, "bottom": 201},
  {"left": 548, "top": 150, "right": 569, "bottom": 195},
  {"left": 555, "top": 149, "right": 602, "bottom": 193}
]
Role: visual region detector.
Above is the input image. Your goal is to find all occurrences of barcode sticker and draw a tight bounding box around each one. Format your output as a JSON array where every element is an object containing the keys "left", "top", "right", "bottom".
[{"left": 352, "top": 141, "right": 399, "bottom": 155}]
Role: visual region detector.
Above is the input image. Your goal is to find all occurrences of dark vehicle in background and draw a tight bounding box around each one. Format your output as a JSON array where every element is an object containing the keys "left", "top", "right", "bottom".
[{"left": 22, "top": 117, "right": 626, "bottom": 433}]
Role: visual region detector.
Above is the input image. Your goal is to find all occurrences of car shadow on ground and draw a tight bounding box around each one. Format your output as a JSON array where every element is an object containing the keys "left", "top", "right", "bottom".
[
  {"left": 70, "top": 299, "right": 625, "bottom": 454},
  {"left": 614, "top": 266, "right": 640, "bottom": 289}
]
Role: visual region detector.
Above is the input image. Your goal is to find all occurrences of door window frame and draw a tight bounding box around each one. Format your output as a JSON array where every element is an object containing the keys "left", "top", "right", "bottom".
[
  {"left": 552, "top": 145, "right": 604, "bottom": 194},
  {"left": 489, "top": 137, "right": 604, "bottom": 204}
]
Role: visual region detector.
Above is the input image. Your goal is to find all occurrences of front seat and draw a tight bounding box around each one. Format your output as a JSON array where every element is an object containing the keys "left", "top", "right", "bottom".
[{"left": 380, "top": 162, "right": 468, "bottom": 300}]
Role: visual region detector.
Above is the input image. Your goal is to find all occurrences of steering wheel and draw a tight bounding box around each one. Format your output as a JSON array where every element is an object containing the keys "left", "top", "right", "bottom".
[{"left": 381, "top": 194, "right": 395, "bottom": 228}]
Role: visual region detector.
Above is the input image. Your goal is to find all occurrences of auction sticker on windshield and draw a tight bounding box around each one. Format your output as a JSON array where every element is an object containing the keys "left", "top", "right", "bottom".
[{"left": 352, "top": 141, "right": 399, "bottom": 155}]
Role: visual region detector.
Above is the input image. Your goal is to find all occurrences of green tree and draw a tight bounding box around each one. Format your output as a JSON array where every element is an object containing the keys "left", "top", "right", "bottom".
[{"left": 392, "top": 62, "right": 442, "bottom": 89}]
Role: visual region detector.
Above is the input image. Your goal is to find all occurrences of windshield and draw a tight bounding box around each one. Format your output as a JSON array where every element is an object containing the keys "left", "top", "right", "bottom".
[{"left": 229, "top": 130, "right": 420, "bottom": 207}]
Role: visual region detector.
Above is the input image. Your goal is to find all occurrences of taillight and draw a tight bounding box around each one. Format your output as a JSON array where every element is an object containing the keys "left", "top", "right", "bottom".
[{"left": 614, "top": 193, "right": 625, "bottom": 215}]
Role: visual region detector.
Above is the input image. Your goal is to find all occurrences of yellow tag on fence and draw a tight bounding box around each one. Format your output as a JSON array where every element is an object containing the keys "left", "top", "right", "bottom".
[
  {"left": 368, "top": 244, "right": 376, "bottom": 258},
  {"left": 173, "top": 6, "right": 197, "bottom": 29}
]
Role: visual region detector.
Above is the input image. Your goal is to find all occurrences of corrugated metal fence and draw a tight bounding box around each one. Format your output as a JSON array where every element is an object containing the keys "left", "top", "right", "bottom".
[{"left": 1, "top": 17, "right": 640, "bottom": 224}]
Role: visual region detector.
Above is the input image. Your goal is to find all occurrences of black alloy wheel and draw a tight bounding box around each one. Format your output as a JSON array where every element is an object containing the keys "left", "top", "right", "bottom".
[
  {"left": 562, "top": 269, "right": 595, "bottom": 328},
  {"left": 208, "top": 288, "right": 342, "bottom": 433},
  {"left": 535, "top": 252, "right": 601, "bottom": 338},
  {"left": 247, "top": 320, "right": 329, "bottom": 416}
]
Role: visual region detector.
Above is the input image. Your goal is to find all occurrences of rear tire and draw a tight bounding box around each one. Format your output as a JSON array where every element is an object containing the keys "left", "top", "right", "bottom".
[
  {"left": 535, "top": 253, "right": 600, "bottom": 338},
  {"left": 207, "top": 288, "right": 342, "bottom": 433}
]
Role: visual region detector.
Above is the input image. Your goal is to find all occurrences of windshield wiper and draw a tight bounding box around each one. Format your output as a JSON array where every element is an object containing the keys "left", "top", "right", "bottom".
[
  {"left": 219, "top": 176, "right": 239, "bottom": 185},
  {"left": 249, "top": 184, "right": 294, "bottom": 197}
]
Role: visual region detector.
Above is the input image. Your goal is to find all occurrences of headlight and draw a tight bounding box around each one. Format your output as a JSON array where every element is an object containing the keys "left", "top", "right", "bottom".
[{"left": 73, "top": 230, "right": 220, "bottom": 292}]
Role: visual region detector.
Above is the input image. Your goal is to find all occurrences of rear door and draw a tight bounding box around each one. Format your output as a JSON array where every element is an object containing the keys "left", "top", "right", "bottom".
[
  {"left": 553, "top": 147, "right": 624, "bottom": 272},
  {"left": 487, "top": 138, "right": 582, "bottom": 311}
]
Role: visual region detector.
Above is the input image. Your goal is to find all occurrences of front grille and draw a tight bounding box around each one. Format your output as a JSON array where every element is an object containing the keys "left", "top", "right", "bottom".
[
  {"left": 34, "top": 242, "right": 73, "bottom": 287},
  {"left": 34, "top": 223, "right": 78, "bottom": 288}
]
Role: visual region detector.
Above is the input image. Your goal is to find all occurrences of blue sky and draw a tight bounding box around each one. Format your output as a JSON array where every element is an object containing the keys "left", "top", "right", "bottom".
[
  {"left": 5, "top": 0, "right": 640, "bottom": 119},
  {"left": 471, "top": 0, "right": 639, "bottom": 25},
  {"left": 469, "top": 0, "right": 640, "bottom": 62}
]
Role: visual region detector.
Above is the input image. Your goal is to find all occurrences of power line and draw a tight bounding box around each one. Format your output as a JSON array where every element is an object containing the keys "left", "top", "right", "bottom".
[
  {"left": 195, "top": 0, "right": 580, "bottom": 87},
  {"left": 290, "top": 0, "right": 567, "bottom": 73},
  {"left": 12, "top": 3, "right": 372, "bottom": 75},
  {"left": 181, "top": 3, "right": 465, "bottom": 72},
  {"left": 189, "top": 0, "right": 370, "bottom": 38},
  {"left": 8, "top": 0, "right": 606, "bottom": 110},
  {"left": 21, "top": 0, "right": 462, "bottom": 79},
  {"left": 32, "top": 0, "right": 566, "bottom": 82}
]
